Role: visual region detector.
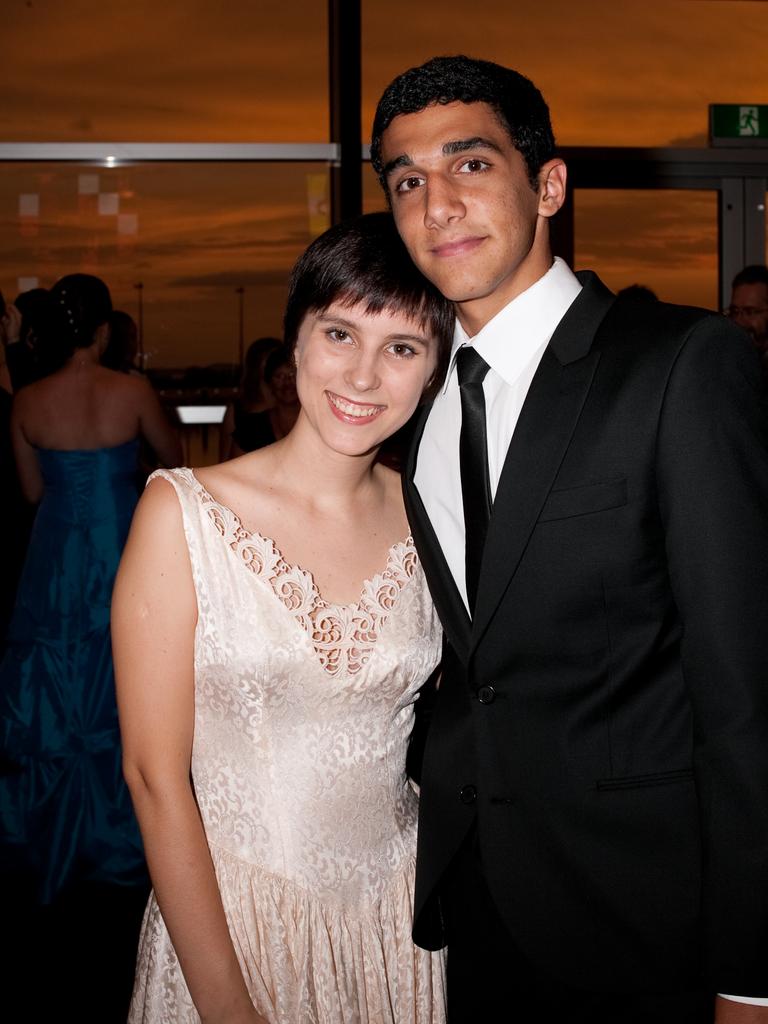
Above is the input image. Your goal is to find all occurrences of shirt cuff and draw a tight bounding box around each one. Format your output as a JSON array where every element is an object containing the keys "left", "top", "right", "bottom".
[{"left": 719, "top": 994, "right": 768, "bottom": 1006}]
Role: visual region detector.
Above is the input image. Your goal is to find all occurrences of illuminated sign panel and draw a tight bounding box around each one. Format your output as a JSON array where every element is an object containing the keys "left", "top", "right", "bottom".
[{"left": 710, "top": 105, "right": 768, "bottom": 146}]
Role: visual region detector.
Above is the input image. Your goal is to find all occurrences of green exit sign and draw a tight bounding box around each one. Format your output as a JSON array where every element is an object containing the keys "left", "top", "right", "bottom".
[{"left": 710, "top": 104, "right": 768, "bottom": 146}]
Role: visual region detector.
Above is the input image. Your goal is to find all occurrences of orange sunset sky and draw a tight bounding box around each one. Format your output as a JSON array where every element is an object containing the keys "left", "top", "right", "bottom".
[{"left": 1, "top": 0, "right": 767, "bottom": 367}]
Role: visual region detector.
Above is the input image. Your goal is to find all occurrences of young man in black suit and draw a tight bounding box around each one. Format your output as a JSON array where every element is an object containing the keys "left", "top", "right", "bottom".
[{"left": 371, "top": 55, "right": 768, "bottom": 1023}]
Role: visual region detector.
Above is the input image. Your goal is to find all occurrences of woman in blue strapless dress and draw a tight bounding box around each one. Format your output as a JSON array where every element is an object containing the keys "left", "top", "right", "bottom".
[{"left": 0, "top": 273, "right": 182, "bottom": 904}]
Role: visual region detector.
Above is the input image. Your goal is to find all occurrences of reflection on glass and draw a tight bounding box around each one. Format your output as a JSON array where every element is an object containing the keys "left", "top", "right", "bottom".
[
  {"left": 0, "top": 162, "right": 330, "bottom": 369},
  {"left": 574, "top": 190, "right": 718, "bottom": 310}
]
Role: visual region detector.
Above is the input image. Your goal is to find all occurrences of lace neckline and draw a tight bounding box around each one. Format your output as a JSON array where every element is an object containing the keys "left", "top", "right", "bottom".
[{"left": 185, "top": 468, "right": 418, "bottom": 676}]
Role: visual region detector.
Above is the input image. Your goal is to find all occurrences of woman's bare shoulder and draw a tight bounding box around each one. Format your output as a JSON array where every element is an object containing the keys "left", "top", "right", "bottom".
[
  {"left": 195, "top": 448, "right": 275, "bottom": 490},
  {"left": 12, "top": 371, "right": 54, "bottom": 404},
  {"left": 99, "top": 366, "right": 153, "bottom": 398},
  {"left": 123, "top": 474, "right": 192, "bottom": 569},
  {"left": 137, "top": 472, "right": 185, "bottom": 523},
  {"left": 192, "top": 450, "right": 282, "bottom": 527}
]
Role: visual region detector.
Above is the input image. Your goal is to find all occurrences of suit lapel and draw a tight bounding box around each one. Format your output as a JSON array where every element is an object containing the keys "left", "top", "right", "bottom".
[
  {"left": 403, "top": 405, "right": 472, "bottom": 662},
  {"left": 471, "top": 272, "right": 616, "bottom": 648}
]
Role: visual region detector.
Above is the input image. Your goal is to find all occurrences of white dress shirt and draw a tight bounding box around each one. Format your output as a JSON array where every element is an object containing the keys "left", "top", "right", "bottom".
[
  {"left": 413, "top": 256, "right": 766, "bottom": 1007},
  {"left": 415, "top": 256, "right": 582, "bottom": 609}
]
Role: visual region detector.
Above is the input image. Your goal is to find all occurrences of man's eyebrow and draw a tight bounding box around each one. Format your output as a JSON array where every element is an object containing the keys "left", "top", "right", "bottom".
[
  {"left": 382, "top": 154, "right": 412, "bottom": 179},
  {"left": 383, "top": 136, "right": 503, "bottom": 179},
  {"left": 442, "top": 136, "right": 503, "bottom": 156}
]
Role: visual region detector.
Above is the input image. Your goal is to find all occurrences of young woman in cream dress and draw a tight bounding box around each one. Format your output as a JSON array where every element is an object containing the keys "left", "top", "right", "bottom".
[{"left": 112, "top": 213, "right": 453, "bottom": 1024}]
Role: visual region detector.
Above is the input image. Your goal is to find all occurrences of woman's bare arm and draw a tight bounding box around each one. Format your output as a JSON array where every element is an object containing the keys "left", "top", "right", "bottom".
[{"left": 112, "top": 477, "right": 265, "bottom": 1024}]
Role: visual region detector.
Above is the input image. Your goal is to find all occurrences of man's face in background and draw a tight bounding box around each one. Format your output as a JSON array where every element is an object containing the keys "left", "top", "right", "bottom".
[{"left": 729, "top": 281, "right": 768, "bottom": 354}]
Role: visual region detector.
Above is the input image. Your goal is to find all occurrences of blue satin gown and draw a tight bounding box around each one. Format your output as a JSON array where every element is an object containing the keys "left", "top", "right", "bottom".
[{"left": 0, "top": 439, "right": 147, "bottom": 903}]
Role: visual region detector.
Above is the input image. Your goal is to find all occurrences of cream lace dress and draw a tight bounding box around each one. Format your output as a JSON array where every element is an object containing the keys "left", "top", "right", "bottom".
[{"left": 128, "top": 469, "right": 446, "bottom": 1024}]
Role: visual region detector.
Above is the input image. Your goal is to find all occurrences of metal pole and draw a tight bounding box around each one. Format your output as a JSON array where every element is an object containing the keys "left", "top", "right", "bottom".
[{"left": 328, "top": 0, "right": 362, "bottom": 224}]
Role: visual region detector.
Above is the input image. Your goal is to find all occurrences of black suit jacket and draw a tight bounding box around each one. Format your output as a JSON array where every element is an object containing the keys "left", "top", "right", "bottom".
[{"left": 404, "top": 272, "right": 768, "bottom": 996}]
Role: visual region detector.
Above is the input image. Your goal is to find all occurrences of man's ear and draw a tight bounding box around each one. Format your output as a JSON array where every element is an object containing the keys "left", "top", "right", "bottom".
[{"left": 537, "top": 159, "right": 567, "bottom": 220}]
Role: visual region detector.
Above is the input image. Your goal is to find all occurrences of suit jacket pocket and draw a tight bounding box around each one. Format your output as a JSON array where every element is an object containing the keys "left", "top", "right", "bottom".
[
  {"left": 539, "top": 477, "right": 628, "bottom": 523},
  {"left": 596, "top": 768, "right": 694, "bottom": 791}
]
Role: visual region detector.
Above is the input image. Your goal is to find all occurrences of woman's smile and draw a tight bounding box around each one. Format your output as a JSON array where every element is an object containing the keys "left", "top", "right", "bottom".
[{"left": 325, "top": 390, "right": 386, "bottom": 423}]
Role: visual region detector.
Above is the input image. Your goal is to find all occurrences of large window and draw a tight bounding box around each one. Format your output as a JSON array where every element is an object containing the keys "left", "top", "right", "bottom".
[
  {"left": 1, "top": 161, "right": 330, "bottom": 368},
  {"left": 6, "top": 2, "right": 767, "bottom": 150},
  {"left": 2, "top": 0, "right": 766, "bottom": 367},
  {"left": 574, "top": 189, "right": 718, "bottom": 309}
]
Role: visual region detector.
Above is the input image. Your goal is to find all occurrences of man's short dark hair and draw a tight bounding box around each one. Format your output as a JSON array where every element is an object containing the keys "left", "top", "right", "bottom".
[
  {"left": 732, "top": 264, "right": 768, "bottom": 290},
  {"left": 371, "top": 55, "right": 556, "bottom": 194},
  {"left": 283, "top": 212, "right": 454, "bottom": 398}
]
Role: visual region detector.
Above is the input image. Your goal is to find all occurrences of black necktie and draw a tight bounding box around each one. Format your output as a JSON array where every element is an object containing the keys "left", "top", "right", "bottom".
[{"left": 456, "top": 345, "right": 492, "bottom": 613}]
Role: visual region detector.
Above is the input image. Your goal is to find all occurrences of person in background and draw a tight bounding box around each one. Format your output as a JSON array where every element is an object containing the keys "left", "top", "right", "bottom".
[
  {"left": 0, "top": 290, "right": 10, "bottom": 394},
  {"left": 0, "top": 273, "right": 182, "bottom": 1018},
  {"left": 616, "top": 283, "right": 659, "bottom": 303},
  {"left": 1, "top": 287, "right": 56, "bottom": 390},
  {"left": 219, "top": 336, "right": 281, "bottom": 459},
  {"left": 1, "top": 273, "right": 183, "bottom": 896},
  {"left": 228, "top": 345, "right": 300, "bottom": 457},
  {"left": 1, "top": 286, "right": 59, "bottom": 648},
  {"left": 113, "top": 213, "right": 452, "bottom": 1023},
  {"left": 0, "top": 291, "right": 32, "bottom": 650},
  {"left": 103, "top": 309, "right": 140, "bottom": 374},
  {"left": 726, "top": 264, "right": 768, "bottom": 374}
]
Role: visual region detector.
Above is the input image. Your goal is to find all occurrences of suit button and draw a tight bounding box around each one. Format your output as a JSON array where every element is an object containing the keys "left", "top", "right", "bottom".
[
  {"left": 477, "top": 685, "right": 496, "bottom": 704},
  {"left": 459, "top": 784, "right": 477, "bottom": 805}
]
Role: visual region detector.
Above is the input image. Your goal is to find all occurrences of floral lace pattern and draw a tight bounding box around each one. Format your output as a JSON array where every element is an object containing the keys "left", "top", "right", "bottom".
[{"left": 202, "top": 482, "right": 418, "bottom": 677}]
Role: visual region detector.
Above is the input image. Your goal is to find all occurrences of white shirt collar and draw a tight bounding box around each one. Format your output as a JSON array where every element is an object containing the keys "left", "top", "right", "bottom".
[{"left": 442, "top": 257, "right": 583, "bottom": 393}]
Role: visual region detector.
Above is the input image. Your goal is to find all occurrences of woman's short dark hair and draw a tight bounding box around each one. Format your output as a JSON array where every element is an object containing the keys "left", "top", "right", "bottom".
[
  {"left": 284, "top": 212, "right": 454, "bottom": 399},
  {"left": 371, "top": 55, "right": 556, "bottom": 193},
  {"left": 50, "top": 273, "right": 112, "bottom": 351}
]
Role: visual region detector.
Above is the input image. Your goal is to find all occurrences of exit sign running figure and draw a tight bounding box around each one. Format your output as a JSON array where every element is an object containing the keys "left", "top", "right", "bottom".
[{"left": 710, "top": 104, "right": 768, "bottom": 146}]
